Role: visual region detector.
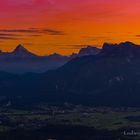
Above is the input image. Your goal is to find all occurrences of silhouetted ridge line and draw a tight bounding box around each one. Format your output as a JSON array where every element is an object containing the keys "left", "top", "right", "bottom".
[{"left": 101, "top": 41, "right": 140, "bottom": 57}]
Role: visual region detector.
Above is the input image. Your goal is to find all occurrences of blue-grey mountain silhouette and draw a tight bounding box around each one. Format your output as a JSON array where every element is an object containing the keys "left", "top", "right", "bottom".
[
  {"left": 0, "top": 42, "right": 140, "bottom": 107},
  {"left": 0, "top": 44, "right": 99, "bottom": 73}
]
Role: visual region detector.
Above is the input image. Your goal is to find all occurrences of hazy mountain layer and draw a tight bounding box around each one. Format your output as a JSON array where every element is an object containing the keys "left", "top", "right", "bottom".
[{"left": 0, "top": 45, "right": 99, "bottom": 73}]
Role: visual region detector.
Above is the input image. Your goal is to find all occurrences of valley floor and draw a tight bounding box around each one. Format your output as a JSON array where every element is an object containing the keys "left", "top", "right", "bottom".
[{"left": 0, "top": 105, "right": 140, "bottom": 140}]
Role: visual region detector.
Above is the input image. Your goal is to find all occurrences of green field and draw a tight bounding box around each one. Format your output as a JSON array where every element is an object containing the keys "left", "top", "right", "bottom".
[{"left": 0, "top": 106, "right": 140, "bottom": 131}]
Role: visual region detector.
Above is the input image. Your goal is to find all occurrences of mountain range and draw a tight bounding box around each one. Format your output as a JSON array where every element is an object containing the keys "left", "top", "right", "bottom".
[
  {"left": 0, "top": 44, "right": 100, "bottom": 73},
  {"left": 0, "top": 41, "right": 140, "bottom": 107}
]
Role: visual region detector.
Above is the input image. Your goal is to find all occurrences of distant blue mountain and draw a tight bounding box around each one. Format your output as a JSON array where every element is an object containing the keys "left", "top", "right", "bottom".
[
  {"left": 78, "top": 46, "right": 101, "bottom": 56},
  {"left": 0, "top": 44, "right": 100, "bottom": 73}
]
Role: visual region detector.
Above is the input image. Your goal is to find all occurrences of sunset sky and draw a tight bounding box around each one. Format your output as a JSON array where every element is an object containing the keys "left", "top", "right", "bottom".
[{"left": 1, "top": 0, "right": 140, "bottom": 55}]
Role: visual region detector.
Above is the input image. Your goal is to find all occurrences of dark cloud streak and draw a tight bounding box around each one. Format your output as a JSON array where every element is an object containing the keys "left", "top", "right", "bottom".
[
  {"left": 43, "top": 29, "right": 65, "bottom": 35},
  {"left": 0, "top": 37, "right": 18, "bottom": 40},
  {"left": 0, "top": 28, "right": 65, "bottom": 36},
  {"left": 136, "top": 35, "right": 140, "bottom": 37},
  {"left": 0, "top": 33, "right": 19, "bottom": 36}
]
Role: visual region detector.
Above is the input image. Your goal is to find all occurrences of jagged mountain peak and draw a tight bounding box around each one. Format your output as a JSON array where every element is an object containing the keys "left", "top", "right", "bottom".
[
  {"left": 103, "top": 41, "right": 139, "bottom": 49},
  {"left": 101, "top": 41, "right": 140, "bottom": 57},
  {"left": 13, "top": 44, "right": 30, "bottom": 53},
  {"left": 49, "top": 53, "right": 62, "bottom": 57},
  {"left": 14, "top": 44, "right": 27, "bottom": 52},
  {"left": 119, "top": 41, "right": 135, "bottom": 46},
  {"left": 12, "top": 44, "right": 36, "bottom": 57},
  {"left": 78, "top": 46, "right": 101, "bottom": 56}
]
